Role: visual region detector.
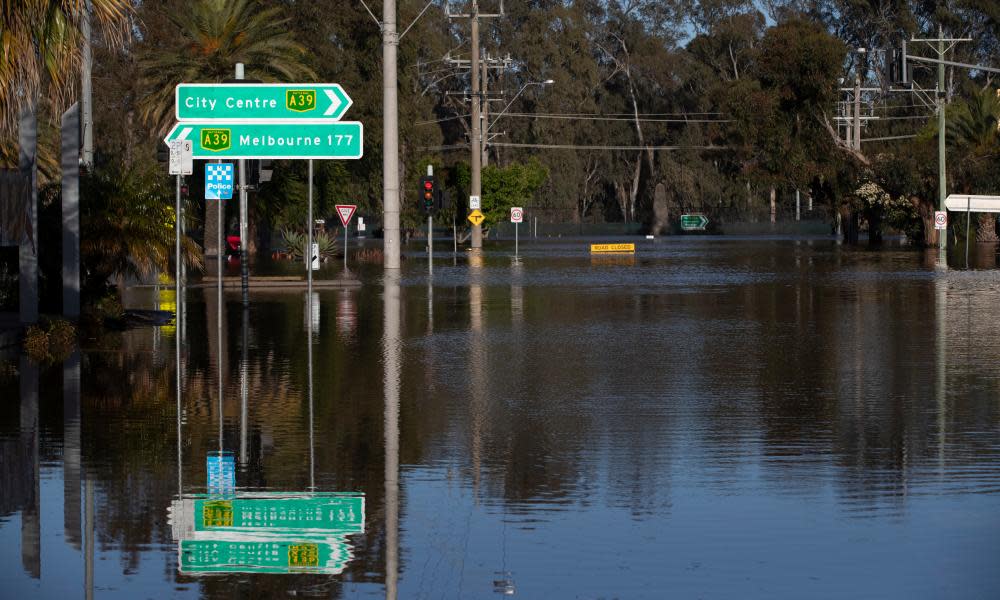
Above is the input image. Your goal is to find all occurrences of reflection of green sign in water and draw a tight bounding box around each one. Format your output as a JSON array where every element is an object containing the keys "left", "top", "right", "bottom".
[
  {"left": 170, "top": 493, "right": 365, "bottom": 576},
  {"left": 180, "top": 538, "right": 349, "bottom": 574},
  {"left": 192, "top": 494, "right": 364, "bottom": 534}
]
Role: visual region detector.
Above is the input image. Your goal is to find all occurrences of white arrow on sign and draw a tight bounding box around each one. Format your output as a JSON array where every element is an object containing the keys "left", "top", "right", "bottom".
[
  {"left": 324, "top": 90, "right": 342, "bottom": 116},
  {"left": 945, "top": 194, "right": 1000, "bottom": 213}
]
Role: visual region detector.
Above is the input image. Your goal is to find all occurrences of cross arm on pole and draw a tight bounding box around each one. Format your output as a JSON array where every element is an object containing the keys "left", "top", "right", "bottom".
[{"left": 906, "top": 53, "right": 1000, "bottom": 75}]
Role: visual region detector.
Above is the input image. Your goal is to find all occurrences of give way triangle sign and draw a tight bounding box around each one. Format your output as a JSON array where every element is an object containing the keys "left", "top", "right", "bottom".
[{"left": 335, "top": 204, "right": 357, "bottom": 227}]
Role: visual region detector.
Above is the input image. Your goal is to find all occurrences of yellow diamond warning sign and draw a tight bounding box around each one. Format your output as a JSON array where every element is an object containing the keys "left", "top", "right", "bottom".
[{"left": 467, "top": 209, "right": 485, "bottom": 226}]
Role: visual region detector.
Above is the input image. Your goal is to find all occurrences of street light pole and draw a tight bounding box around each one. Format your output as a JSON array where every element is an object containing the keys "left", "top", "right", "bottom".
[{"left": 383, "top": 0, "right": 401, "bottom": 270}]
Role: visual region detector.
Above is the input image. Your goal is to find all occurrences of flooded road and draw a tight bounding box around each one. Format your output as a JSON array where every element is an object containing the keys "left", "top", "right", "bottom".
[{"left": 2, "top": 237, "right": 1000, "bottom": 598}]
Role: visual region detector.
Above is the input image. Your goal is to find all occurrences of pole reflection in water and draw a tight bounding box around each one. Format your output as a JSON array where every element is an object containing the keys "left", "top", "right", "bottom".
[
  {"left": 63, "top": 351, "right": 82, "bottom": 550},
  {"left": 307, "top": 288, "right": 315, "bottom": 490},
  {"left": 468, "top": 251, "right": 486, "bottom": 497},
  {"left": 85, "top": 478, "right": 94, "bottom": 600},
  {"left": 935, "top": 272, "right": 947, "bottom": 472},
  {"left": 337, "top": 288, "right": 358, "bottom": 339},
  {"left": 241, "top": 303, "right": 249, "bottom": 465},
  {"left": 510, "top": 256, "right": 524, "bottom": 327},
  {"left": 19, "top": 356, "right": 40, "bottom": 578},
  {"left": 383, "top": 271, "right": 401, "bottom": 600}
]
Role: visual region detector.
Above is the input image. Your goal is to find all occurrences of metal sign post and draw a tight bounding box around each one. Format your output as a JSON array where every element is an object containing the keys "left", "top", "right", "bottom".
[
  {"left": 169, "top": 139, "right": 192, "bottom": 343},
  {"left": 307, "top": 159, "right": 313, "bottom": 329},
  {"left": 511, "top": 206, "right": 523, "bottom": 256}
]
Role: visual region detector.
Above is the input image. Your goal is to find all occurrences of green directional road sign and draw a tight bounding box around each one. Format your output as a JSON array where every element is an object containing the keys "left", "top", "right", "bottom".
[
  {"left": 164, "top": 121, "right": 363, "bottom": 159},
  {"left": 680, "top": 214, "right": 709, "bottom": 231},
  {"left": 179, "top": 538, "right": 350, "bottom": 575},
  {"left": 176, "top": 83, "right": 352, "bottom": 122}
]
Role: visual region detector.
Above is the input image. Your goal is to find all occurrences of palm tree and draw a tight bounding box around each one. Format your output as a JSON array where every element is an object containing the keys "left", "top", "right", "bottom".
[
  {"left": 0, "top": 0, "right": 131, "bottom": 137},
  {"left": 138, "top": 0, "right": 317, "bottom": 136},
  {"left": 81, "top": 165, "right": 204, "bottom": 292},
  {"left": 947, "top": 88, "right": 1000, "bottom": 242}
]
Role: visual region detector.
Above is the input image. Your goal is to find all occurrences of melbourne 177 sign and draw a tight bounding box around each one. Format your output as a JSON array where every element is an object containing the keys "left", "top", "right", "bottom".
[
  {"left": 165, "top": 82, "right": 363, "bottom": 160},
  {"left": 165, "top": 122, "right": 363, "bottom": 159}
]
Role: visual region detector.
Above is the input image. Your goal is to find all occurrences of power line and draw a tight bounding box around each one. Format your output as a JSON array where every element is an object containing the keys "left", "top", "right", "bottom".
[
  {"left": 501, "top": 113, "right": 732, "bottom": 123},
  {"left": 491, "top": 142, "right": 727, "bottom": 151},
  {"left": 861, "top": 134, "right": 919, "bottom": 142},
  {"left": 415, "top": 114, "right": 470, "bottom": 125}
]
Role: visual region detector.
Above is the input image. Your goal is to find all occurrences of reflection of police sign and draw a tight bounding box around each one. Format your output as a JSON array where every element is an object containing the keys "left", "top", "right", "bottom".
[
  {"left": 205, "top": 163, "right": 234, "bottom": 200},
  {"left": 510, "top": 207, "right": 523, "bottom": 223},
  {"left": 934, "top": 211, "right": 948, "bottom": 230}
]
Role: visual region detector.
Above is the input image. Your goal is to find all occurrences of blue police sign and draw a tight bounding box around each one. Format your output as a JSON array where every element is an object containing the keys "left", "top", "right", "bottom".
[{"left": 205, "top": 163, "right": 234, "bottom": 200}]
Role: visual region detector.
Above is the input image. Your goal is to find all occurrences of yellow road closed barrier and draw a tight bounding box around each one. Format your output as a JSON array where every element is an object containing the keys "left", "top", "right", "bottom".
[{"left": 590, "top": 243, "right": 635, "bottom": 253}]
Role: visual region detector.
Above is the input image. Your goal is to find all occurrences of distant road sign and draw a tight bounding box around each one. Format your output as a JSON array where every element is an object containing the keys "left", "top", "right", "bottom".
[
  {"left": 944, "top": 194, "right": 1000, "bottom": 213},
  {"left": 590, "top": 243, "right": 635, "bottom": 253},
  {"left": 335, "top": 204, "right": 357, "bottom": 227},
  {"left": 176, "top": 83, "right": 352, "bottom": 122},
  {"left": 204, "top": 163, "right": 234, "bottom": 200},
  {"left": 469, "top": 195, "right": 481, "bottom": 210},
  {"left": 467, "top": 209, "right": 485, "bottom": 226},
  {"left": 680, "top": 214, "right": 709, "bottom": 231},
  {"left": 168, "top": 139, "right": 193, "bottom": 175},
  {"left": 164, "top": 121, "right": 363, "bottom": 159},
  {"left": 511, "top": 207, "right": 523, "bottom": 223},
  {"left": 934, "top": 211, "right": 948, "bottom": 230}
]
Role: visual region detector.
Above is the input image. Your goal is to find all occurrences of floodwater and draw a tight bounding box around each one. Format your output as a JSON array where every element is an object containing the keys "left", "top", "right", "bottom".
[{"left": 2, "top": 237, "right": 1000, "bottom": 599}]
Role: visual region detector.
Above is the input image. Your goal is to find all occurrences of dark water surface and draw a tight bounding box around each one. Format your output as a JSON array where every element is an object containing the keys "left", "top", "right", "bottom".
[{"left": 2, "top": 238, "right": 1000, "bottom": 599}]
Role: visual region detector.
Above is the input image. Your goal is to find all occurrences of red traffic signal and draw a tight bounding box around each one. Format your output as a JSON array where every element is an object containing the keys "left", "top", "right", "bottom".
[{"left": 419, "top": 176, "right": 436, "bottom": 213}]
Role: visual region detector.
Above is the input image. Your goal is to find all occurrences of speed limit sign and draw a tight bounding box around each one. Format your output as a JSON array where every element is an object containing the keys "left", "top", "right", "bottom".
[
  {"left": 934, "top": 211, "right": 947, "bottom": 230},
  {"left": 511, "top": 206, "right": 524, "bottom": 223}
]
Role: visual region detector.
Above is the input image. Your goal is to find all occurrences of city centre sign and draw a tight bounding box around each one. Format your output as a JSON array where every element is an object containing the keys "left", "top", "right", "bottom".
[{"left": 176, "top": 83, "right": 353, "bottom": 122}]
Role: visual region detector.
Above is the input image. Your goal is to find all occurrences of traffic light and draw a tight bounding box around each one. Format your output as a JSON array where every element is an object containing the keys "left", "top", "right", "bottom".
[{"left": 419, "top": 175, "right": 436, "bottom": 213}]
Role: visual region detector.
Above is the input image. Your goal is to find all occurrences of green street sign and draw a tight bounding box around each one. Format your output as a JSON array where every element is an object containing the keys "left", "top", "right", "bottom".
[
  {"left": 680, "top": 214, "right": 709, "bottom": 231},
  {"left": 175, "top": 83, "right": 352, "bottom": 121},
  {"left": 179, "top": 538, "right": 350, "bottom": 574},
  {"left": 192, "top": 494, "right": 365, "bottom": 534},
  {"left": 164, "top": 121, "right": 363, "bottom": 159}
]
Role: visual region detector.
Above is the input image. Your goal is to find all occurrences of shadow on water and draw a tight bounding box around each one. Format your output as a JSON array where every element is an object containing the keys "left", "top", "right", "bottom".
[{"left": 1, "top": 237, "right": 999, "bottom": 598}]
